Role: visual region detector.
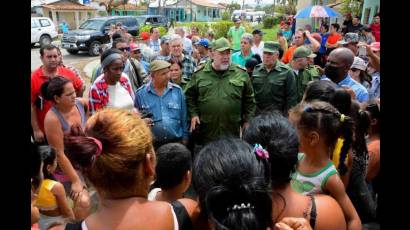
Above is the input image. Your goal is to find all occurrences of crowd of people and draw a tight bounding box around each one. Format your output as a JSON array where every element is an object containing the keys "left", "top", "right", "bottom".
[{"left": 31, "top": 12, "right": 380, "bottom": 230}]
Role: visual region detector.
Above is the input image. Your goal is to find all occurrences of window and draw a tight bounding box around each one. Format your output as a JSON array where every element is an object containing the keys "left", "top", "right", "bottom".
[
  {"left": 49, "top": 11, "right": 53, "bottom": 20},
  {"left": 56, "top": 12, "right": 60, "bottom": 21},
  {"left": 40, "top": 19, "right": 51, "bottom": 27},
  {"left": 151, "top": 17, "right": 158, "bottom": 23},
  {"left": 31, "top": 20, "right": 39, "bottom": 28}
]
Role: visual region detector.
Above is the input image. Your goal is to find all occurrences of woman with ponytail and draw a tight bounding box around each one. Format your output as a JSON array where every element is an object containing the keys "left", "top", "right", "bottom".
[
  {"left": 192, "top": 138, "right": 311, "bottom": 230},
  {"left": 289, "top": 101, "right": 361, "bottom": 230},
  {"left": 42, "top": 76, "right": 89, "bottom": 200},
  {"left": 64, "top": 108, "right": 178, "bottom": 229},
  {"left": 243, "top": 112, "right": 346, "bottom": 230}
]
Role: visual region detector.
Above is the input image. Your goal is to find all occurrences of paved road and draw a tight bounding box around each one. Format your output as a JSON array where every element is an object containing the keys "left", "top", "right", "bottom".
[{"left": 31, "top": 43, "right": 98, "bottom": 72}]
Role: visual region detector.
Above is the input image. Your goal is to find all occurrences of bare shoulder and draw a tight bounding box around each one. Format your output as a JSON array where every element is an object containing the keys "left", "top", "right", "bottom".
[
  {"left": 314, "top": 194, "right": 347, "bottom": 230},
  {"left": 79, "top": 97, "right": 88, "bottom": 106},
  {"left": 44, "top": 110, "right": 60, "bottom": 129},
  {"left": 50, "top": 181, "right": 66, "bottom": 197},
  {"left": 139, "top": 201, "right": 174, "bottom": 229},
  {"left": 177, "top": 198, "right": 200, "bottom": 218}
]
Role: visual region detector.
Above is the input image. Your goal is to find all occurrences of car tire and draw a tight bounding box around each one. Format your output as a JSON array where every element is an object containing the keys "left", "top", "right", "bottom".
[
  {"left": 89, "top": 41, "right": 101, "bottom": 56},
  {"left": 39, "top": 35, "right": 52, "bottom": 47},
  {"left": 67, "top": 49, "right": 79, "bottom": 55}
]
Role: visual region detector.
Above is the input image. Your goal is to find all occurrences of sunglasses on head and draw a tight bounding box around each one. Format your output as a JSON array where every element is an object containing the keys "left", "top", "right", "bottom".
[{"left": 118, "top": 47, "right": 130, "bottom": 52}]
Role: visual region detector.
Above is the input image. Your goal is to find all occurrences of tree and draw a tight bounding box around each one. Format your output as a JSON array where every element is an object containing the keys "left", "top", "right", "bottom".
[
  {"left": 227, "top": 2, "right": 241, "bottom": 14},
  {"left": 99, "top": 0, "right": 129, "bottom": 15},
  {"left": 340, "top": 0, "right": 362, "bottom": 17}
]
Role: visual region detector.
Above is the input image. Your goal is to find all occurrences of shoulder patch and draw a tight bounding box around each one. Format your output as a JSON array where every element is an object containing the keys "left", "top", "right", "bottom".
[
  {"left": 236, "top": 65, "right": 247, "bottom": 72},
  {"left": 194, "top": 64, "right": 205, "bottom": 73}
]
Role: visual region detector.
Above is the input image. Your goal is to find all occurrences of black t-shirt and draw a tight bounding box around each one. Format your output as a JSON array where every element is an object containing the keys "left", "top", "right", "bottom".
[{"left": 347, "top": 23, "right": 363, "bottom": 33}]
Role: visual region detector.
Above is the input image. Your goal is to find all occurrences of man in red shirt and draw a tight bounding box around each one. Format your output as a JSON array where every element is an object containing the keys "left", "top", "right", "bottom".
[
  {"left": 325, "top": 23, "right": 343, "bottom": 55},
  {"left": 31, "top": 44, "right": 84, "bottom": 143},
  {"left": 370, "top": 14, "right": 380, "bottom": 42}
]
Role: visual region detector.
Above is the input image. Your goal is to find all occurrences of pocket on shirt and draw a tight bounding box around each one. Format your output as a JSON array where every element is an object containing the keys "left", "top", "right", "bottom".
[
  {"left": 198, "top": 80, "right": 213, "bottom": 97},
  {"left": 228, "top": 78, "right": 244, "bottom": 99},
  {"left": 168, "top": 102, "right": 181, "bottom": 120},
  {"left": 268, "top": 79, "right": 285, "bottom": 98}
]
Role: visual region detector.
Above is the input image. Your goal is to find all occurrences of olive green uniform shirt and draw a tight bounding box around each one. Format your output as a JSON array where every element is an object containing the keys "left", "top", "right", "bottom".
[
  {"left": 185, "top": 61, "right": 256, "bottom": 145},
  {"left": 289, "top": 64, "right": 321, "bottom": 102},
  {"left": 251, "top": 60, "right": 297, "bottom": 115}
]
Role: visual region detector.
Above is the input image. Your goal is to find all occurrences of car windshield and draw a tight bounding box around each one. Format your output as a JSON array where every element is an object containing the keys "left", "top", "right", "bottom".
[
  {"left": 79, "top": 20, "right": 105, "bottom": 30},
  {"left": 135, "top": 17, "right": 146, "bottom": 24}
]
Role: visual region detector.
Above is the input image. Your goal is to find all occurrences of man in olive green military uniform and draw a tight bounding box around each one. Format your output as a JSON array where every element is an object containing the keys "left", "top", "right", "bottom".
[
  {"left": 251, "top": 41, "right": 297, "bottom": 115},
  {"left": 288, "top": 46, "right": 321, "bottom": 102},
  {"left": 185, "top": 37, "right": 256, "bottom": 146}
]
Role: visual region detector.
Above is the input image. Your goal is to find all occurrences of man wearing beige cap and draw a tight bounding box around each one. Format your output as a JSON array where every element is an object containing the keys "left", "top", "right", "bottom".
[
  {"left": 289, "top": 46, "right": 320, "bottom": 102},
  {"left": 252, "top": 41, "right": 297, "bottom": 115},
  {"left": 134, "top": 60, "right": 189, "bottom": 148},
  {"left": 186, "top": 37, "right": 255, "bottom": 147}
]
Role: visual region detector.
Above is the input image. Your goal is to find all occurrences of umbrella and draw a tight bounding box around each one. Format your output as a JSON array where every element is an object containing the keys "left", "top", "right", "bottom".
[{"left": 295, "top": 5, "right": 340, "bottom": 18}]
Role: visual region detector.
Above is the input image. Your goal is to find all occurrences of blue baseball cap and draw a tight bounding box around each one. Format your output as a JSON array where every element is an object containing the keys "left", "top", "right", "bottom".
[{"left": 195, "top": 38, "right": 210, "bottom": 48}]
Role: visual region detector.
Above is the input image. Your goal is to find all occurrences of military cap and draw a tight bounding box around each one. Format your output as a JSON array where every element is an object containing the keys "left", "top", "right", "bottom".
[
  {"left": 211, "top": 37, "right": 231, "bottom": 52},
  {"left": 264, "top": 41, "right": 280, "bottom": 53},
  {"left": 293, "top": 46, "right": 317, "bottom": 59}
]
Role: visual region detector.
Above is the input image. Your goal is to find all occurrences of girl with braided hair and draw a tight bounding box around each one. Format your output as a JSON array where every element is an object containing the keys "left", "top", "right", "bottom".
[{"left": 290, "top": 101, "right": 361, "bottom": 230}]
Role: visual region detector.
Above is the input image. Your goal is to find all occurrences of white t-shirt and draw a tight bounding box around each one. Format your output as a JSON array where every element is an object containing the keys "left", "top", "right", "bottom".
[
  {"left": 147, "top": 188, "right": 162, "bottom": 201},
  {"left": 182, "top": 37, "right": 193, "bottom": 55},
  {"left": 251, "top": 41, "right": 264, "bottom": 61},
  {"left": 106, "top": 81, "right": 135, "bottom": 112}
]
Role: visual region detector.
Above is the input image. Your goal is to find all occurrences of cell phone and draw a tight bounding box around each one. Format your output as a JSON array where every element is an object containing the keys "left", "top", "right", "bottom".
[{"left": 358, "top": 46, "right": 367, "bottom": 56}]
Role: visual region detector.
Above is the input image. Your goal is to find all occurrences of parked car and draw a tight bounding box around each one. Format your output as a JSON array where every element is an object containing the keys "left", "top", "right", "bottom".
[
  {"left": 135, "top": 15, "right": 170, "bottom": 30},
  {"left": 61, "top": 16, "right": 140, "bottom": 56},
  {"left": 31, "top": 17, "right": 58, "bottom": 47}
]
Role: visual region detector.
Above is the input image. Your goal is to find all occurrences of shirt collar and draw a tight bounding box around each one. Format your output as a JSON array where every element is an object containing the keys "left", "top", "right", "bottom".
[
  {"left": 337, "top": 74, "right": 352, "bottom": 86},
  {"left": 147, "top": 81, "right": 173, "bottom": 94},
  {"left": 262, "top": 60, "right": 282, "bottom": 72}
]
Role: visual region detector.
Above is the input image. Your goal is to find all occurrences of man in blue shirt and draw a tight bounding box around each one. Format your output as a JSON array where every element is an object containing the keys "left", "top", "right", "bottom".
[
  {"left": 324, "top": 47, "right": 369, "bottom": 103},
  {"left": 134, "top": 60, "right": 189, "bottom": 148}
]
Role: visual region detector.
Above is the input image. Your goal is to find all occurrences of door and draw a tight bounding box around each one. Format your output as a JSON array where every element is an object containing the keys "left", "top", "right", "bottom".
[{"left": 31, "top": 19, "right": 40, "bottom": 43}]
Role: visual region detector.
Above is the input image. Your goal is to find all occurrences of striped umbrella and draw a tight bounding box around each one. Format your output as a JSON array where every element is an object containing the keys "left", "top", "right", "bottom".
[{"left": 295, "top": 5, "right": 340, "bottom": 18}]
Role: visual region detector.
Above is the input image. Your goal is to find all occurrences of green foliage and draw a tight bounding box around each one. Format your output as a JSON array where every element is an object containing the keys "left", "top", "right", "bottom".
[
  {"left": 227, "top": 3, "right": 241, "bottom": 13},
  {"left": 340, "top": 0, "right": 362, "bottom": 17},
  {"left": 139, "top": 25, "right": 167, "bottom": 36},
  {"left": 211, "top": 21, "right": 234, "bottom": 38},
  {"left": 275, "top": 4, "right": 296, "bottom": 15},
  {"left": 175, "top": 21, "right": 253, "bottom": 39},
  {"left": 263, "top": 16, "right": 275, "bottom": 29},
  {"left": 221, "top": 11, "right": 231, "bottom": 21}
]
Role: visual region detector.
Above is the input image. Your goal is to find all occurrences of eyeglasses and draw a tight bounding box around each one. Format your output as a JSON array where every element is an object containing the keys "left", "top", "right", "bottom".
[
  {"left": 110, "top": 65, "right": 125, "bottom": 71},
  {"left": 118, "top": 47, "right": 130, "bottom": 52}
]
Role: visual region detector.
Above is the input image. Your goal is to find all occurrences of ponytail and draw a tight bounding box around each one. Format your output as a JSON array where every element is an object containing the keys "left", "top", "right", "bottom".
[
  {"left": 352, "top": 110, "right": 371, "bottom": 160},
  {"left": 337, "top": 113, "right": 354, "bottom": 175},
  {"left": 64, "top": 135, "right": 103, "bottom": 170},
  {"left": 204, "top": 179, "right": 272, "bottom": 230}
]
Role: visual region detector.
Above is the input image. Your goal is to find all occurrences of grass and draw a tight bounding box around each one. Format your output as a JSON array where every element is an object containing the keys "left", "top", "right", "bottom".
[{"left": 256, "top": 24, "right": 279, "bottom": 42}]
